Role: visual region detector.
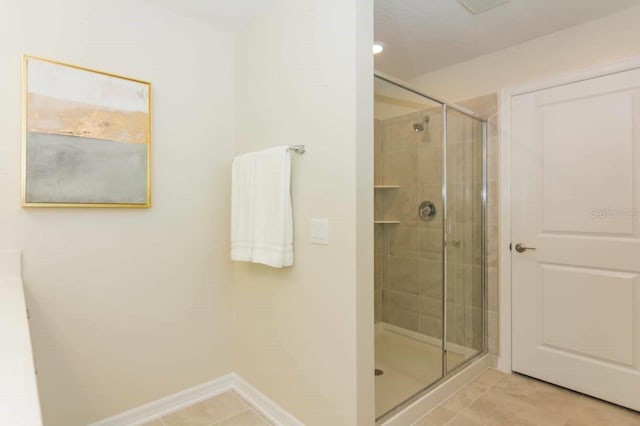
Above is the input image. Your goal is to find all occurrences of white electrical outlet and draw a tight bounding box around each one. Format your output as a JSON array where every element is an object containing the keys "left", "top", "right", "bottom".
[{"left": 310, "top": 218, "right": 329, "bottom": 245}]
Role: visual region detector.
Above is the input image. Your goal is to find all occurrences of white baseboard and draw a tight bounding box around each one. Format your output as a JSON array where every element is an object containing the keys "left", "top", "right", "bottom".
[
  {"left": 489, "top": 355, "right": 500, "bottom": 369},
  {"left": 89, "top": 373, "right": 303, "bottom": 426},
  {"left": 496, "top": 356, "right": 512, "bottom": 373},
  {"left": 233, "top": 375, "right": 304, "bottom": 426}
]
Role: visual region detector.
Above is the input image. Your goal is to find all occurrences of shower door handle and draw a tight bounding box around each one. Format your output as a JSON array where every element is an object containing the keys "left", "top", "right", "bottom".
[{"left": 514, "top": 243, "right": 536, "bottom": 253}]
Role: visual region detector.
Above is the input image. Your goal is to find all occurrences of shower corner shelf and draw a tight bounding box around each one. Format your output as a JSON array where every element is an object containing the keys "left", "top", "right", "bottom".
[
  {"left": 374, "top": 220, "right": 400, "bottom": 224},
  {"left": 374, "top": 185, "right": 401, "bottom": 189}
]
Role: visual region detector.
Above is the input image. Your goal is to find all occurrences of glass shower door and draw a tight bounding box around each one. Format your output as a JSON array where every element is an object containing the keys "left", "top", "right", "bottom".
[
  {"left": 373, "top": 76, "right": 445, "bottom": 418},
  {"left": 445, "top": 109, "right": 485, "bottom": 372}
]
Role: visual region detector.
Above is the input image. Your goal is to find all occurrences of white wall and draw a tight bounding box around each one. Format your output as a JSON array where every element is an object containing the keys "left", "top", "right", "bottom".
[
  {"left": 410, "top": 4, "right": 640, "bottom": 101},
  {"left": 0, "top": 1, "right": 236, "bottom": 424},
  {"left": 233, "top": 0, "right": 374, "bottom": 424},
  {"left": 0, "top": 251, "right": 42, "bottom": 426}
]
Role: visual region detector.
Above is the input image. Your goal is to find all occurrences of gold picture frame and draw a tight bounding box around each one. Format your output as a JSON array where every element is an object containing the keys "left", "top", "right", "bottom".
[{"left": 22, "top": 55, "right": 151, "bottom": 208}]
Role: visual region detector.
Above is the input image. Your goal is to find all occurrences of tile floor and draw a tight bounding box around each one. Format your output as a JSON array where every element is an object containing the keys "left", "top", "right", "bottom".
[
  {"left": 140, "top": 367, "right": 639, "bottom": 426},
  {"left": 414, "top": 368, "right": 640, "bottom": 426},
  {"left": 142, "top": 391, "right": 272, "bottom": 426}
]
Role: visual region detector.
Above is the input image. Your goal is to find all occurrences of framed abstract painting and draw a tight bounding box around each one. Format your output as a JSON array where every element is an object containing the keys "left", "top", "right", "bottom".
[{"left": 22, "top": 56, "right": 151, "bottom": 207}]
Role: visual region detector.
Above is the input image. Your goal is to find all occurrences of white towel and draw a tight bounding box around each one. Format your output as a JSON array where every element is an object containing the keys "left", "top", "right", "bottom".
[{"left": 231, "top": 146, "right": 293, "bottom": 268}]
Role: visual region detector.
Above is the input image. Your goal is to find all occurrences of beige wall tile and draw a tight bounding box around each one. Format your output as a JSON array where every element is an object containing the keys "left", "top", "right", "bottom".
[
  {"left": 388, "top": 256, "right": 420, "bottom": 294},
  {"left": 463, "top": 265, "right": 483, "bottom": 309},
  {"left": 383, "top": 150, "right": 419, "bottom": 185},
  {"left": 420, "top": 228, "right": 443, "bottom": 261},
  {"left": 487, "top": 182, "right": 498, "bottom": 227},
  {"left": 419, "top": 150, "right": 444, "bottom": 185},
  {"left": 488, "top": 311, "right": 499, "bottom": 355},
  {"left": 419, "top": 296, "right": 443, "bottom": 319},
  {"left": 386, "top": 307, "right": 419, "bottom": 332},
  {"left": 419, "top": 260, "right": 443, "bottom": 299},
  {"left": 419, "top": 315, "right": 443, "bottom": 339},
  {"left": 374, "top": 225, "right": 386, "bottom": 255},
  {"left": 446, "top": 264, "right": 457, "bottom": 303},
  {"left": 486, "top": 225, "right": 498, "bottom": 267},
  {"left": 374, "top": 119, "right": 383, "bottom": 185},
  {"left": 386, "top": 289, "right": 419, "bottom": 313},
  {"left": 375, "top": 96, "right": 498, "bottom": 356},
  {"left": 464, "top": 307, "right": 483, "bottom": 350},
  {"left": 487, "top": 266, "right": 498, "bottom": 312},
  {"left": 374, "top": 255, "right": 384, "bottom": 290},
  {"left": 374, "top": 192, "right": 385, "bottom": 221},
  {"left": 388, "top": 224, "right": 421, "bottom": 258},
  {"left": 384, "top": 186, "right": 420, "bottom": 222}
]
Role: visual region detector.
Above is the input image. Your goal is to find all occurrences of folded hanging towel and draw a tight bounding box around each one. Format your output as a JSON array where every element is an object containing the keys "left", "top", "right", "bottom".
[{"left": 231, "top": 146, "right": 293, "bottom": 268}]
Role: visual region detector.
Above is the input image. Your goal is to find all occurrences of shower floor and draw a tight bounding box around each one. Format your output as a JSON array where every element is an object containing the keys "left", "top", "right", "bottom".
[{"left": 375, "top": 326, "right": 466, "bottom": 418}]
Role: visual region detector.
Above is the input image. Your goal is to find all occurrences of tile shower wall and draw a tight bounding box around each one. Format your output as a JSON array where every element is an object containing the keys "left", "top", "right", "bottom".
[
  {"left": 458, "top": 94, "right": 500, "bottom": 357},
  {"left": 446, "top": 111, "right": 484, "bottom": 353},
  {"left": 374, "top": 108, "right": 445, "bottom": 338},
  {"left": 375, "top": 93, "right": 499, "bottom": 357}
]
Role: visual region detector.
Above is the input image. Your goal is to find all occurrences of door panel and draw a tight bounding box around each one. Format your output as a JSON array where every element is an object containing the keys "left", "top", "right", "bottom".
[
  {"left": 541, "top": 264, "right": 635, "bottom": 365},
  {"left": 541, "top": 92, "right": 633, "bottom": 234},
  {"left": 511, "top": 68, "right": 640, "bottom": 411}
]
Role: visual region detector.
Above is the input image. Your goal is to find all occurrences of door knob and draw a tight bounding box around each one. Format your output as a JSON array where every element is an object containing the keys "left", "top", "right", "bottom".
[{"left": 514, "top": 243, "right": 536, "bottom": 253}]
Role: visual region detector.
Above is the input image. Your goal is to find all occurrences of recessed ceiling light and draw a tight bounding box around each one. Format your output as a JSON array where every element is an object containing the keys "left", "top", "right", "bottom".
[
  {"left": 373, "top": 42, "right": 384, "bottom": 55},
  {"left": 457, "top": 0, "right": 509, "bottom": 15}
]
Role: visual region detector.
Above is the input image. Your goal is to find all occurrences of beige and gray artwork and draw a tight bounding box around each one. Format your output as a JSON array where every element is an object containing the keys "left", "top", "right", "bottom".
[{"left": 25, "top": 58, "right": 150, "bottom": 205}]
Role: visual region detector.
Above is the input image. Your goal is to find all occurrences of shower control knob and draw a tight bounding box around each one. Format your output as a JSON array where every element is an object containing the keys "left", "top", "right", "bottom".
[
  {"left": 419, "top": 201, "right": 437, "bottom": 221},
  {"left": 514, "top": 243, "right": 536, "bottom": 253}
]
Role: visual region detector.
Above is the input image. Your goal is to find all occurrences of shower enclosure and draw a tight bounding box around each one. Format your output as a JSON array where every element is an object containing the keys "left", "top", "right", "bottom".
[{"left": 374, "top": 73, "right": 487, "bottom": 420}]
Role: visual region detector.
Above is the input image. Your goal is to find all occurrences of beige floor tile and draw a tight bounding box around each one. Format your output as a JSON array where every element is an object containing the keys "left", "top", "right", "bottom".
[
  {"left": 445, "top": 411, "right": 486, "bottom": 426},
  {"left": 161, "top": 392, "right": 249, "bottom": 426},
  {"left": 417, "top": 369, "right": 639, "bottom": 426},
  {"left": 564, "top": 395, "right": 640, "bottom": 426},
  {"left": 413, "top": 406, "right": 456, "bottom": 425},
  {"left": 471, "top": 368, "right": 505, "bottom": 388},
  {"left": 214, "top": 409, "right": 271, "bottom": 425},
  {"left": 440, "top": 382, "right": 487, "bottom": 413},
  {"left": 491, "top": 374, "right": 582, "bottom": 418},
  {"left": 459, "top": 387, "right": 570, "bottom": 426}
]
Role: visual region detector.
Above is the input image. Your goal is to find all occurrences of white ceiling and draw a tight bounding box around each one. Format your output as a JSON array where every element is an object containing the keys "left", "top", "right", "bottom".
[
  {"left": 145, "top": 0, "right": 273, "bottom": 31},
  {"left": 375, "top": 0, "right": 640, "bottom": 79}
]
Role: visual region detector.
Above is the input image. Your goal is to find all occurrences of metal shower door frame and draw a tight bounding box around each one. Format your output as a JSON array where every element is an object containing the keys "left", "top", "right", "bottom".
[{"left": 374, "top": 71, "right": 488, "bottom": 423}]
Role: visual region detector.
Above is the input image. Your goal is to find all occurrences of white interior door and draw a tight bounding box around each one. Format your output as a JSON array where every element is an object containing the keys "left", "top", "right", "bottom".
[{"left": 511, "top": 68, "right": 640, "bottom": 411}]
